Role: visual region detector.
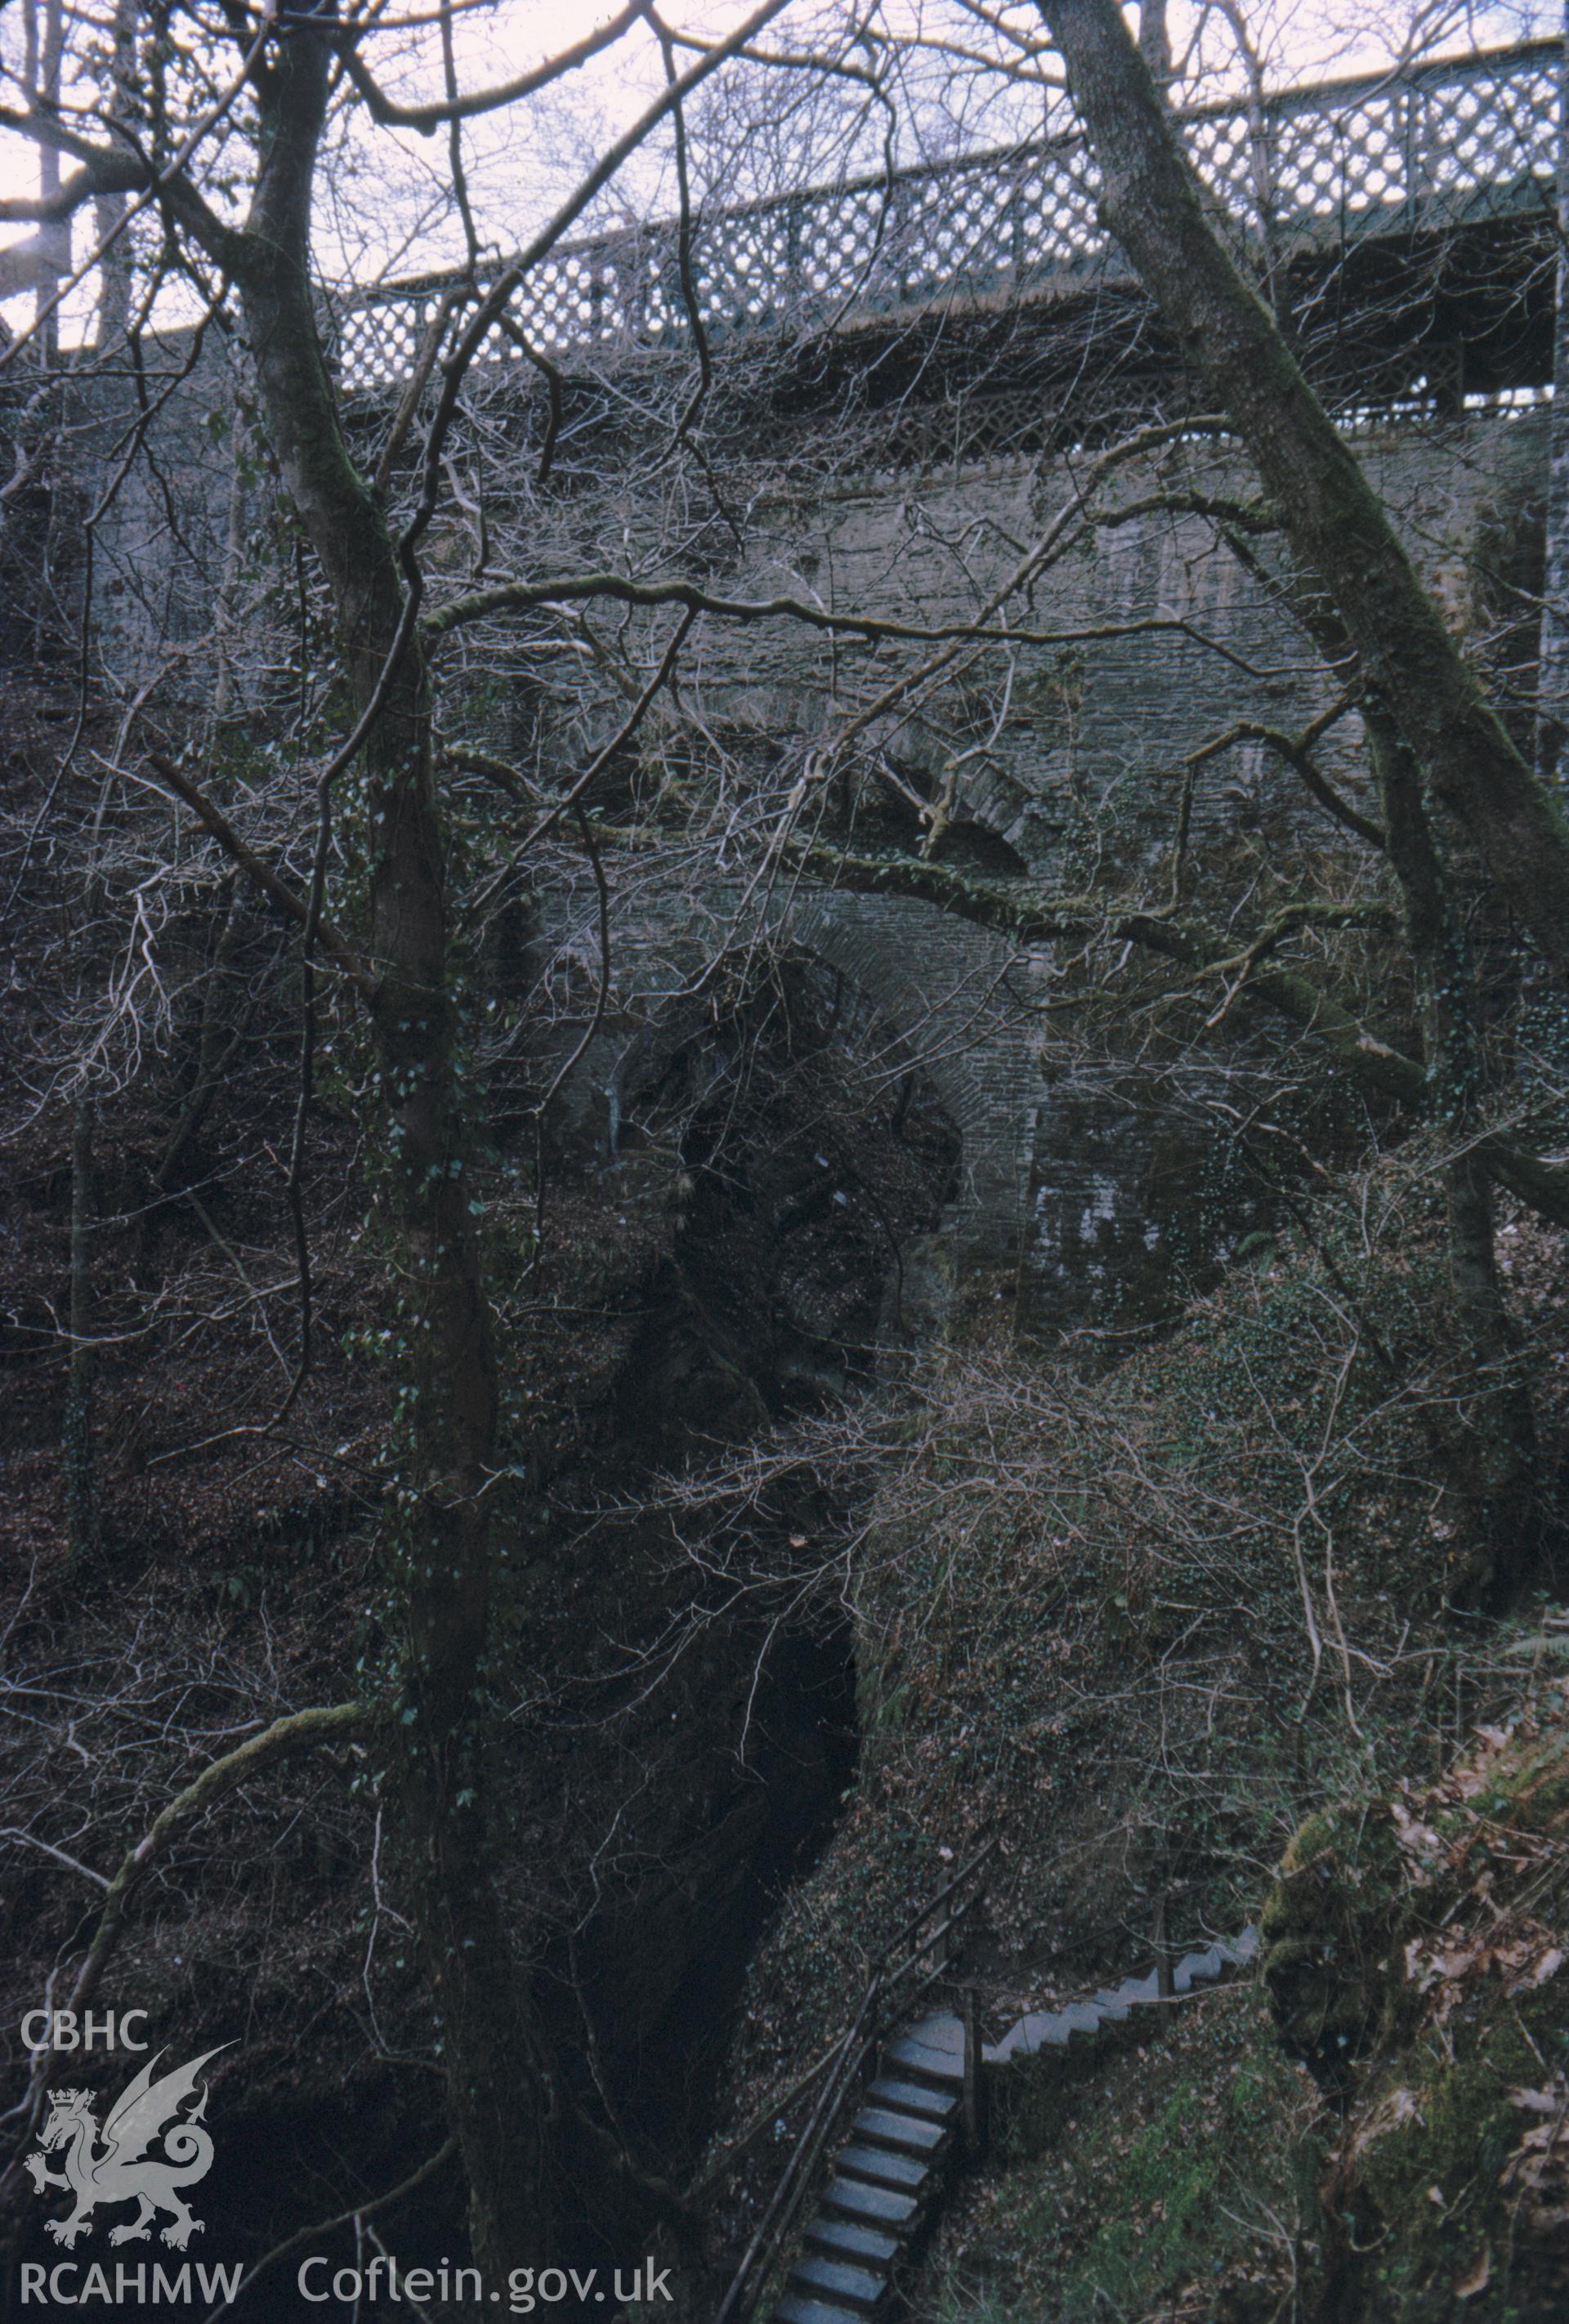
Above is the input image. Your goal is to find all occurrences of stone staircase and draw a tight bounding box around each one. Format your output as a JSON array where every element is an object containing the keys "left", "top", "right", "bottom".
[
  {"left": 769, "top": 1927, "right": 1258, "bottom": 2324},
  {"left": 984, "top": 1925, "right": 1258, "bottom": 2067}
]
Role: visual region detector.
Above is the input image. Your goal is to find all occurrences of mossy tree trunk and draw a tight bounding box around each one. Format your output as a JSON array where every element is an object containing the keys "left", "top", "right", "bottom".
[
  {"left": 1369, "top": 713, "right": 1538, "bottom": 1598},
  {"left": 64, "top": 1092, "right": 96, "bottom": 1560},
  {"left": 1035, "top": 0, "right": 1569, "bottom": 982},
  {"left": 221, "top": 20, "right": 556, "bottom": 2288}
]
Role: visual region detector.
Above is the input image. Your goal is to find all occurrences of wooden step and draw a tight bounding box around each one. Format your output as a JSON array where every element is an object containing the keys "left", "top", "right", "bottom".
[
  {"left": 805, "top": 2215, "right": 901, "bottom": 2268},
  {"left": 836, "top": 2142, "right": 930, "bottom": 2193},
  {"left": 773, "top": 2297, "right": 869, "bottom": 2324},
  {"left": 820, "top": 2174, "right": 921, "bottom": 2235},
  {"left": 1173, "top": 1944, "right": 1225, "bottom": 1992},
  {"left": 865, "top": 2073, "right": 959, "bottom": 2121},
  {"left": 904, "top": 2010, "right": 964, "bottom": 2056},
  {"left": 787, "top": 2251, "right": 887, "bottom": 2314},
  {"left": 852, "top": 2104, "right": 947, "bottom": 2157},
  {"left": 882, "top": 2031, "right": 965, "bottom": 2087}
]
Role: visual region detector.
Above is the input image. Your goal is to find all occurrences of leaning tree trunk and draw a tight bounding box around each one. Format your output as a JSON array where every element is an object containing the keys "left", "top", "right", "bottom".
[
  {"left": 1035, "top": 0, "right": 1569, "bottom": 981},
  {"left": 1037, "top": 0, "right": 1549, "bottom": 1599},
  {"left": 64, "top": 1092, "right": 97, "bottom": 1561},
  {"left": 230, "top": 23, "right": 556, "bottom": 2288},
  {"left": 1232, "top": 470, "right": 1540, "bottom": 1598},
  {"left": 1368, "top": 713, "right": 1538, "bottom": 1601},
  {"left": 1540, "top": 3, "right": 1569, "bottom": 795}
]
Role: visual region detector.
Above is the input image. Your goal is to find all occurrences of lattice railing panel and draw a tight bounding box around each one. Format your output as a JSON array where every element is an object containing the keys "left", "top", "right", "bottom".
[
  {"left": 334, "top": 39, "right": 1561, "bottom": 389},
  {"left": 1418, "top": 56, "right": 1559, "bottom": 213},
  {"left": 801, "top": 184, "right": 886, "bottom": 301},
  {"left": 697, "top": 205, "right": 795, "bottom": 327},
  {"left": 1184, "top": 109, "right": 1257, "bottom": 212}
]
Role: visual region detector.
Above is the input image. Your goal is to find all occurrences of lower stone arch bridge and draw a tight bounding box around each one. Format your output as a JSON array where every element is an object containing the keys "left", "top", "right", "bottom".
[
  {"left": 527, "top": 850, "right": 1250, "bottom": 1333},
  {"left": 531, "top": 866, "right": 1045, "bottom": 1318}
]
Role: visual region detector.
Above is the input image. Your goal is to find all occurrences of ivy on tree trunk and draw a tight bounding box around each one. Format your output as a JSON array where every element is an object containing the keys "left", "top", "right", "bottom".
[
  {"left": 224, "top": 18, "right": 553, "bottom": 2287},
  {"left": 1035, "top": 0, "right": 1569, "bottom": 981}
]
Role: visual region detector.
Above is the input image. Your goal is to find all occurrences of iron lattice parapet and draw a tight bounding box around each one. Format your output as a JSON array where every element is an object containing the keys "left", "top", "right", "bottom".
[{"left": 332, "top": 38, "right": 1563, "bottom": 392}]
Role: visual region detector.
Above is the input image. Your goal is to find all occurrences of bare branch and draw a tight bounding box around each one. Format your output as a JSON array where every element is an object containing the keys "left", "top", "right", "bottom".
[
  {"left": 143, "top": 754, "right": 375, "bottom": 998},
  {"left": 337, "top": 1, "right": 642, "bottom": 132}
]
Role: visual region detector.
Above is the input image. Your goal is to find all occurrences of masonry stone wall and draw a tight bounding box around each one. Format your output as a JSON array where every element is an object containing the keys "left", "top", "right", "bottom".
[
  {"left": 17, "top": 329, "right": 248, "bottom": 686},
  {"left": 515, "top": 411, "right": 1546, "bottom": 1321},
  {"left": 625, "top": 413, "right": 1545, "bottom": 877},
  {"left": 34, "top": 344, "right": 1549, "bottom": 1325}
]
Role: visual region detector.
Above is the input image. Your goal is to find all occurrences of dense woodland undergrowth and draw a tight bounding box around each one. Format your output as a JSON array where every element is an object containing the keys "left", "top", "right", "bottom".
[
  {"left": 7, "top": 651, "right": 1569, "bottom": 2321},
  {"left": 707, "top": 1203, "right": 1569, "bottom": 2321},
  {"left": 5, "top": 6, "right": 1569, "bottom": 2316}
]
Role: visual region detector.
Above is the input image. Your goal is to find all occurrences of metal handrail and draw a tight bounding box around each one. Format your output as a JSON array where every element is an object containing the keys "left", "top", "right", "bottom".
[{"left": 711, "top": 1835, "right": 995, "bottom": 2324}]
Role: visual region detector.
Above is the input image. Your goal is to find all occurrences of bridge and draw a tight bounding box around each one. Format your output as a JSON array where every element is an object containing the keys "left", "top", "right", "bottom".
[
  {"left": 333, "top": 38, "right": 1563, "bottom": 398},
  {"left": 44, "top": 38, "right": 1569, "bottom": 1326}
]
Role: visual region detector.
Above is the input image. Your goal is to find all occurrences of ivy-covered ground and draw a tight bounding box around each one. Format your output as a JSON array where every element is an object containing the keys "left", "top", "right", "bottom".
[
  {"left": 706, "top": 1181, "right": 1569, "bottom": 2317},
  {"left": 914, "top": 1977, "right": 1325, "bottom": 2324}
]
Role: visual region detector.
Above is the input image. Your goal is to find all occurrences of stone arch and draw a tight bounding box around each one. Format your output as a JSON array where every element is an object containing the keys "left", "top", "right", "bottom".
[
  {"left": 785, "top": 889, "right": 1042, "bottom": 1270},
  {"left": 530, "top": 870, "right": 1044, "bottom": 1292}
]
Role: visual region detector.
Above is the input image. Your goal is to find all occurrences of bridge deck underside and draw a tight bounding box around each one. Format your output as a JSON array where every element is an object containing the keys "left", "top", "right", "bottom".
[{"left": 345, "top": 211, "right": 1556, "bottom": 480}]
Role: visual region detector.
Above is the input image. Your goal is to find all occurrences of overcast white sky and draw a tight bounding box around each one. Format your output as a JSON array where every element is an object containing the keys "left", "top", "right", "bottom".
[{"left": 0, "top": 0, "right": 1558, "bottom": 342}]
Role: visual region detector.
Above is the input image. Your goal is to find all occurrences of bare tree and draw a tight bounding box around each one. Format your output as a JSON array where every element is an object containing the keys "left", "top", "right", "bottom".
[
  {"left": 4, "top": 0, "right": 1568, "bottom": 2300},
  {"left": 2, "top": 0, "right": 807, "bottom": 2288}
]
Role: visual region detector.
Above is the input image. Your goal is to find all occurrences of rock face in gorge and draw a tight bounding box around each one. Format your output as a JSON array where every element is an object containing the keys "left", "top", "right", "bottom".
[{"left": 0, "top": 937, "right": 959, "bottom": 2293}]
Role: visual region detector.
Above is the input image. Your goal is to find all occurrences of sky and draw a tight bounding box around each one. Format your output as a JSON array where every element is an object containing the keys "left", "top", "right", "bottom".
[{"left": 0, "top": 0, "right": 1558, "bottom": 345}]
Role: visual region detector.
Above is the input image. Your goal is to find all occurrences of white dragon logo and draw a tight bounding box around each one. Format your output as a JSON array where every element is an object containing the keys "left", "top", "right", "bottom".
[{"left": 25, "top": 2048, "right": 227, "bottom": 2250}]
